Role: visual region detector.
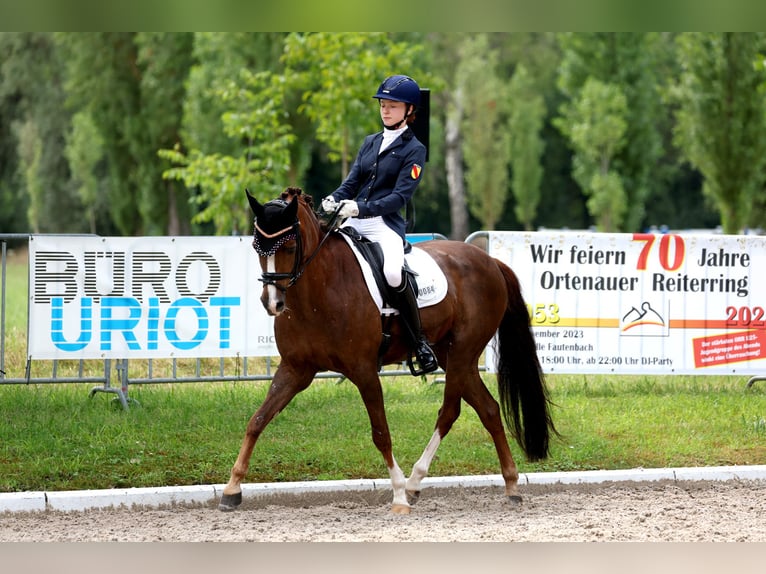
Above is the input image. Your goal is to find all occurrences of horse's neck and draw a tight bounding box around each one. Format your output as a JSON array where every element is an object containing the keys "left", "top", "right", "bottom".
[{"left": 293, "top": 231, "right": 356, "bottom": 299}]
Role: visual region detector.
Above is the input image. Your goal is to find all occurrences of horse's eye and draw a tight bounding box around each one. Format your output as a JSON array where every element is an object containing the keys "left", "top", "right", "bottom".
[{"left": 283, "top": 244, "right": 297, "bottom": 255}]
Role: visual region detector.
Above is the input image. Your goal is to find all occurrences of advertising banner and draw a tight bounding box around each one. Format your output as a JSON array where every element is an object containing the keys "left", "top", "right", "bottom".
[
  {"left": 27, "top": 236, "right": 278, "bottom": 359},
  {"left": 484, "top": 231, "right": 766, "bottom": 375}
]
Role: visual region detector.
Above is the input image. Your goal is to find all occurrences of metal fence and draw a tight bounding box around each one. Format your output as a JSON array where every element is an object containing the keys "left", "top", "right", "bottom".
[{"left": 2, "top": 233, "right": 448, "bottom": 409}]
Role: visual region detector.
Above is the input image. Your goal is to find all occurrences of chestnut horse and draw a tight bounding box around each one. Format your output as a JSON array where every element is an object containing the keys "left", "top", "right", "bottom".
[{"left": 219, "top": 186, "right": 556, "bottom": 514}]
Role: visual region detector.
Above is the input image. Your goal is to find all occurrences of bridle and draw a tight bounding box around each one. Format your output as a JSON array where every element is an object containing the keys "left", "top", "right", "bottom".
[{"left": 256, "top": 203, "right": 342, "bottom": 292}]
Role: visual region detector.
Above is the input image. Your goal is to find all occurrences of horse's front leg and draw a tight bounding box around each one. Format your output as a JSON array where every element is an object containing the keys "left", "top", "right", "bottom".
[
  {"left": 219, "top": 364, "right": 314, "bottom": 511},
  {"left": 353, "top": 373, "right": 410, "bottom": 514}
]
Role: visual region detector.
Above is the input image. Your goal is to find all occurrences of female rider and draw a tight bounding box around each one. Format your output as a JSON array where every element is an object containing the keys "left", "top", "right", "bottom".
[{"left": 321, "top": 74, "right": 438, "bottom": 374}]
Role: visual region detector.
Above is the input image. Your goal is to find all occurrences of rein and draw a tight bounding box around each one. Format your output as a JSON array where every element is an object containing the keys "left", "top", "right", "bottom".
[{"left": 259, "top": 206, "right": 342, "bottom": 292}]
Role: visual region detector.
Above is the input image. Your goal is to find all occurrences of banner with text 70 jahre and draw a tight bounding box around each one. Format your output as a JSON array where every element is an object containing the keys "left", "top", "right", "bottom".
[{"left": 483, "top": 231, "right": 766, "bottom": 376}]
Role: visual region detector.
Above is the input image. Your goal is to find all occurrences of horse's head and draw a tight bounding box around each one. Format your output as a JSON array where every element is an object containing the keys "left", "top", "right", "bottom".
[{"left": 247, "top": 187, "right": 321, "bottom": 316}]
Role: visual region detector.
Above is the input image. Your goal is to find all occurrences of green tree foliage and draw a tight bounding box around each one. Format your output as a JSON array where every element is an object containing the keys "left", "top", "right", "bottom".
[
  {"left": 458, "top": 34, "right": 510, "bottom": 231},
  {"left": 555, "top": 78, "right": 628, "bottom": 231},
  {"left": 0, "top": 33, "right": 79, "bottom": 233},
  {"left": 0, "top": 35, "right": 28, "bottom": 233},
  {"left": 161, "top": 71, "right": 295, "bottom": 234},
  {"left": 163, "top": 33, "right": 430, "bottom": 234},
  {"left": 64, "top": 112, "right": 104, "bottom": 234},
  {"left": 670, "top": 32, "right": 766, "bottom": 234},
  {"left": 56, "top": 32, "right": 193, "bottom": 236},
  {"left": 556, "top": 33, "right": 664, "bottom": 231},
  {"left": 2, "top": 33, "right": 764, "bottom": 238},
  {"left": 282, "top": 33, "right": 425, "bottom": 178},
  {"left": 134, "top": 32, "right": 194, "bottom": 236},
  {"left": 507, "top": 63, "right": 546, "bottom": 231},
  {"left": 16, "top": 120, "right": 44, "bottom": 233},
  {"left": 56, "top": 33, "right": 143, "bottom": 235}
]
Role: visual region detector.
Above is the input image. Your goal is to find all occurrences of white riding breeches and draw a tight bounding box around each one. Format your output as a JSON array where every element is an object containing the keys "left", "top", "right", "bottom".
[{"left": 341, "top": 216, "right": 404, "bottom": 288}]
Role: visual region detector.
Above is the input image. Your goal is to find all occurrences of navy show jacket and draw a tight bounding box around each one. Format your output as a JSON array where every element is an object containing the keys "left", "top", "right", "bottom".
[{"left": 331, "top": 127, "right": 426, "bottom": 241}]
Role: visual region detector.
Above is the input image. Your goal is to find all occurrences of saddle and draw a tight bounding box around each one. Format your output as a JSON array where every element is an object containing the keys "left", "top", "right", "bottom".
[
  {"left": 337, "top": 227, "right": 411, "bottom": 308},
  {"left": 335, "top": 227, "right": 448, "bottom": 373}
]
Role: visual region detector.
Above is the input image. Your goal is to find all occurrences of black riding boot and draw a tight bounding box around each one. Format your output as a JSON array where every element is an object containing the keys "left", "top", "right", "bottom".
[{"left": 393, "top": 272, "right": 439, "bottom": 375}]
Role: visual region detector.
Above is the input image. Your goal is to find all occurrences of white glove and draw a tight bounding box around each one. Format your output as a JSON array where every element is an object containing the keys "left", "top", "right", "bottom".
[
  {"left": 321, "top": 196, "right": 338, "bottom": 213},
  {"left": 338, "top": 199, "right": 359, "bottom": 218}
]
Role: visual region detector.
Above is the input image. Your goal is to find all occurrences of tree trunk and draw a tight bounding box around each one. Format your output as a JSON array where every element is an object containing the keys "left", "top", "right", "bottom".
[{"left": 445, "top": 89, "right": 468, "bottom": 240}]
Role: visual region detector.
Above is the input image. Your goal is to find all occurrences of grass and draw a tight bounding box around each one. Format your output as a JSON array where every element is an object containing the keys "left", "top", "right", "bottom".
[
  {"left": 0, "top": 375, "right": 764, "bottom": 493},
  {"left": 2, "top": 245, "right": 765, "bottom": 493}
]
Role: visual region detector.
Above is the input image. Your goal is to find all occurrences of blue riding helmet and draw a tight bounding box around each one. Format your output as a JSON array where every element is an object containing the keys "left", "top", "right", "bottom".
[{"left": 372, "top": 75, "right": 420, "bottom": 108}]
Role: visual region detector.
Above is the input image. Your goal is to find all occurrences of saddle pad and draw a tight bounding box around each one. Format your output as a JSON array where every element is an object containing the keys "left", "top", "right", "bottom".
[{"left": 338, "top": 232, "right": 448, "bottom": 315}]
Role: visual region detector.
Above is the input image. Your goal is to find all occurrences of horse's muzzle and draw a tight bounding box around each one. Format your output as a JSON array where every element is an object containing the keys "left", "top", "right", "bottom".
[{"left": 260, "top": 286, "right": 285, "bottom": 316}]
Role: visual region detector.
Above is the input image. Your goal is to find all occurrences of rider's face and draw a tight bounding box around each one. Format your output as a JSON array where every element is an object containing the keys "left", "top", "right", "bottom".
[{"left": 379, "top": 99, "right": 408, "bottom": 126}]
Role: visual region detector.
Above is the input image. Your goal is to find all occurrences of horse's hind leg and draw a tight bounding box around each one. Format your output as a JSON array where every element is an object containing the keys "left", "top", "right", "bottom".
[
  {"left": 461, "top": 374, "right": 522, "bottom": 505},
  {"left": 219, "top": 364, "right": 314, "bottom": 511}
]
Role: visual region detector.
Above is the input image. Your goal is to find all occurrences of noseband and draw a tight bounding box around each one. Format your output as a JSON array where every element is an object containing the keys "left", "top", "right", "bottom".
[{"left": 254, "top": 219, "right": 304, "bottom": 291}]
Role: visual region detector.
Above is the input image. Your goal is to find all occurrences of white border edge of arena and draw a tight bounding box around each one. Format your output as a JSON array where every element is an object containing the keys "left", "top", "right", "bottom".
[{"left": 2, "top": 465, "right": 766, "bottom": 513}]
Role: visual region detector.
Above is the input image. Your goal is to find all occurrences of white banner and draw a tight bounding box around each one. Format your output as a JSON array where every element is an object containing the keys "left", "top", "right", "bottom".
[
  {"left": 28, "top": 236, "right": 278, "bottom": 359},
  {"left": 485, "top": 231, "right": 766, "bottom": 375}
]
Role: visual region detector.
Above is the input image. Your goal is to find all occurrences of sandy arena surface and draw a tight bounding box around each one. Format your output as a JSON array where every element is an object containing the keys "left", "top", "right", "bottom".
[{"left": 2, "top": 479, "right": 765, "bottom": 542}]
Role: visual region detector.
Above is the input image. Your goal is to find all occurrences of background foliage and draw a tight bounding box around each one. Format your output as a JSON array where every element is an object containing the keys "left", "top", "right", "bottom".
[{"left": 2, "top": 32, "right": 765, "bottom": 239}]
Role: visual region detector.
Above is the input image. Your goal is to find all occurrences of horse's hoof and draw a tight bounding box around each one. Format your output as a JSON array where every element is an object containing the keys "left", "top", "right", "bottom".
[
  {"left": 507, "top": 494, "right": 523, "bottom": 508},
  {"left": 406, "top": 489, "right": 421, "bottom": 505},
  {"left": 391, "top": 503, "right": 412, "bottom": 515},
  {"left": 218, "top": 491, "right": 242, "bottom": 511}
]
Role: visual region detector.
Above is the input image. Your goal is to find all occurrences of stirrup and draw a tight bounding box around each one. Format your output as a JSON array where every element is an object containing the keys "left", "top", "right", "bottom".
[{"left": 407, "top": 342, "right": 439, "bottom": 376}]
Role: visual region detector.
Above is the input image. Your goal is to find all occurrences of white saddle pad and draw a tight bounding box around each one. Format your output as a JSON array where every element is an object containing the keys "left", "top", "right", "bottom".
[{"left": 338, "top": 233, "right": 448, "bottom": 315}]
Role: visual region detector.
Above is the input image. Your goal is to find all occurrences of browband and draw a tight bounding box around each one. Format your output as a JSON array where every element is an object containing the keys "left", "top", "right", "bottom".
[{"left": 255, "top": 223, "right": 295, "bottom": 238}]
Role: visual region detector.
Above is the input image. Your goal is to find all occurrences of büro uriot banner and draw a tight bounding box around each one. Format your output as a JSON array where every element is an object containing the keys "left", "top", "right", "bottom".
[
  {"left": 28, "top": 236, "right": 277, "bottom": 360},
  {"left": 486, "top": 231, "right": 766, "bottom": 375}
]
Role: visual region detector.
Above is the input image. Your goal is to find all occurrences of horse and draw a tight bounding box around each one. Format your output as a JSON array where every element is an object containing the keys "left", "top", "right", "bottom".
[{"left": 219, "top": 186, "right": 556, "bottom": 514}]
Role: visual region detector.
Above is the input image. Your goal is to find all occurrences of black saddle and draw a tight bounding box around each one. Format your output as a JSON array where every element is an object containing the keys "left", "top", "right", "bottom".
[{"left": 336, "top": 227, "right": 417, "bottom": 309}]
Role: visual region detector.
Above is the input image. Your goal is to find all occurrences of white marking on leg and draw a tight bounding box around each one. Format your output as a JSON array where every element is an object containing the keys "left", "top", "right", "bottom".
[
  {"left": 387, "top": 456, "right": 409, "bottom": 508},
  {"left": 406, "top": 430, "right": 442, "bottom": 493}
]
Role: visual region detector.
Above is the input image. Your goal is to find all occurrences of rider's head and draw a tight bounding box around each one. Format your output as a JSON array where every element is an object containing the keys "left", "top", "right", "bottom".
[{"left": 372, "top": 75, "right": 420, "bottom": 130}]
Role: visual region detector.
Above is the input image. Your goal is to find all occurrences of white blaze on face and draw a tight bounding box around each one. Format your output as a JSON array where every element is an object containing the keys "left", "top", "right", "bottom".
[{"left": 265, "top": 255, "right": 280, "bottom": 314}]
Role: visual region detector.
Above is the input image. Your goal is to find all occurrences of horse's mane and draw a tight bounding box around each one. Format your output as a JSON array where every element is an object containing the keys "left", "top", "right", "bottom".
[
  {"left": 280, "top": 186, "right": 313, "bottom": 209},
  {"left": 280, "top": 186, "right": 338, "bottom": 232}
]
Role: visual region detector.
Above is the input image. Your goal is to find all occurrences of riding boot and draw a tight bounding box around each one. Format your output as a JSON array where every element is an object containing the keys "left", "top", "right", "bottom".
[{"left": 393, "top": 272, "right": 439, "bottom": 375}]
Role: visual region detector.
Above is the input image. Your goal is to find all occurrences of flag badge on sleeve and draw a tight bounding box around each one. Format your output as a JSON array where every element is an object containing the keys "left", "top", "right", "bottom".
[{"left": 411, "top": 164, "right": 422, "bottom": 179}]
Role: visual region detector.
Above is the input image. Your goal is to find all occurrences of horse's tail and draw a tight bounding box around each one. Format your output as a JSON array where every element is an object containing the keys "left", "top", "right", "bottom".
[{"left": 495, "top": 261, "right": 557, "bottom": 461}]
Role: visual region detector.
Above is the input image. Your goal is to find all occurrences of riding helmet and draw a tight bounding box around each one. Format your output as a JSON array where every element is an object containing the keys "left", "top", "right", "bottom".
[{"left": 372, "top": 75, "right": 420, "bottom": 108}]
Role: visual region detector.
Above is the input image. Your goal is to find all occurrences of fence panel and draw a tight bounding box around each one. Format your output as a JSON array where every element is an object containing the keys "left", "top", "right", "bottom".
[{"left": 2, "top": 233, "right": 446, "bottom": 408}]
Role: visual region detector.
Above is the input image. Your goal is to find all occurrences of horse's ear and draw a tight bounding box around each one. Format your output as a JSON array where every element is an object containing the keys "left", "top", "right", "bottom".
[
  {"left": 285, "top": 193, "right": 299, "bottom": 218},
  {"left": 245, "top": 189, "right": 264, "bottom": 218}
]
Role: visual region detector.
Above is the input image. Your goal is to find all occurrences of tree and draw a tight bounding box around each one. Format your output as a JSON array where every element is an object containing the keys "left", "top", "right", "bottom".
[
  {"left": 56, "top": 32, "right": 194, "bottom": 236},
  {"left": 1, "top": 33, "right": 80, "bottom": 233},
  {"left": 281, "top": 33, "right": 426, "bottom": 178},
  {"left": 161, "top": 70, "right": 296, "bottom": 234},
  {"left": 162, "top": 33, "right": 431, "bottom": 234},
  {"left": 556, "top": 33, "right": 665, "bottom": 231},
  {"left": 670, "top": 32, "right": 766, "bottom": 234},
  {"left": 554, "top": 77, "right": 628, "bottom": 231},
  {"left": 64, "top": 111, "right": 104, "bottom": 234},
  {"left": 507, "top": 63, "right": 546, "bottom": 231},
  {"left": 458, "top": 34, "right": 511, "bottom": 231},
  {"left": 133, "top": 32, "right": 194, "bottom": 236},
  {"left": 56, "top": 33, "right": 143, "bottom": 234}
]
